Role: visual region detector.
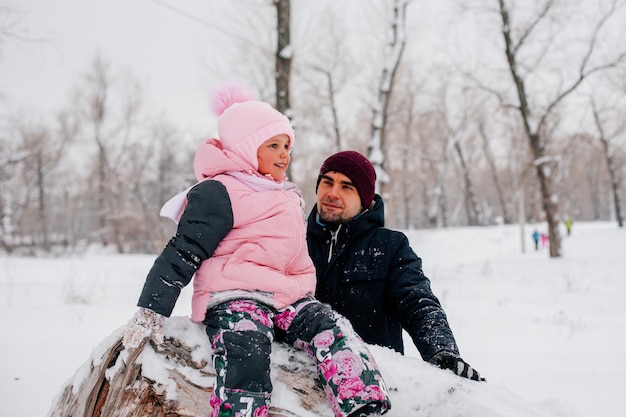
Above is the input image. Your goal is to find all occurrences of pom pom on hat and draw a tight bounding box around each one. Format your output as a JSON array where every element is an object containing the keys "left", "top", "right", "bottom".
[
  {"left": 211, "top": 84, "right": 257, "bottom": 116},
  {"left": 211, "top": 83, "right": 294, "bottom": 170},
  {"left": 317, "top": 150, "right": 377, "bottom": 209}
]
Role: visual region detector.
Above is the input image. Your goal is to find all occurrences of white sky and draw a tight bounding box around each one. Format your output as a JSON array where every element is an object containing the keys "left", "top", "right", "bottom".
[
  {"left": 1, "top": 0, "right": 468, "bottom": 134},
  {"left": 2, "top": 0, "right": 622, "bottom": 139},
  {"left": 1, "top": 0, "right": 219, "bottom": 132}
]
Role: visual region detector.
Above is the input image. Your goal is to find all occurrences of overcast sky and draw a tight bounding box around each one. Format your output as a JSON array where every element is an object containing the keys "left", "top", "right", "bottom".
[
  {"left": 0, "top": 0, "right": 484, "bottom": 135},
  {"left": 3, "top": 0, "right": 622, "bottom": 138},
  {"left": 1, "top": 0, "right": 222, "bottom": 132}
]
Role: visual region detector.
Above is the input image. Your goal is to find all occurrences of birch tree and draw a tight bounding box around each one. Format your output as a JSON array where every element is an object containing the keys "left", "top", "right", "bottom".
[
  {"left": 368, "top": 0, "right": 412, "bottom": 196},
  {"left": 0, "top": 147, "right": 27, "bottom": 252}
]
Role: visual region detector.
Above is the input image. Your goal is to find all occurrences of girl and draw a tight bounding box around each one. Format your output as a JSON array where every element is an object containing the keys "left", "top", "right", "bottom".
[{"left": 123, "top": 85, "right": 390, "bottom": 417}]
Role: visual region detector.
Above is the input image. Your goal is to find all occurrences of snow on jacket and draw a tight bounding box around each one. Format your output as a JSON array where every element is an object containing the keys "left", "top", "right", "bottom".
[
  {"left": 306, "top": 195, "right": 459, "bottom": 361},
  {"left": 138, "top": 139, "right": 316, "bottom": 322}
]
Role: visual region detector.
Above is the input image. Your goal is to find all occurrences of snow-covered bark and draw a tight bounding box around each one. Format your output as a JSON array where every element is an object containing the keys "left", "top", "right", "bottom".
[
  {"left": 274, "top": 0, "right": 293, "bottom": 179},
  {"left": 0, "top": 150, "right": 28, "bottom": 251},
  {"left": 47, "top": 316, "right": 565, "bottom": 417},
  {"left": 0, "top": 183, "right": 14, "bottom": 250},
  {"left": 368, "top": 0, "right": 411, "bottom": 194}
]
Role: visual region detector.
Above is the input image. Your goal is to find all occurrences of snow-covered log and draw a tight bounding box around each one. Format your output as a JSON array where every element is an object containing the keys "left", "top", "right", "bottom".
[{"left": 47, "top": 316, "right": 559, "bottom": 417}]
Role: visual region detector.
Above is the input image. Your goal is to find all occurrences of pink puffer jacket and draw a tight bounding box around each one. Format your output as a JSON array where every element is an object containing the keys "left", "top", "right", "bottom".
[{"left": 189, "top": 140, "right": 316, "bottom": 321}]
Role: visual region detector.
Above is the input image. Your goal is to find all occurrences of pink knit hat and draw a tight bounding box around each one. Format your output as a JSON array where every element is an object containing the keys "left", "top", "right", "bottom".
[{"left": 211, "top": 84, "right": 294, "bottom": 170}]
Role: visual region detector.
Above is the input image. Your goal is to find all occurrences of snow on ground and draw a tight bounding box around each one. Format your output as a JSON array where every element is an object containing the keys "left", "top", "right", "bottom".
[{"left": 1, "top": 221, "right": 624, "bottom": 416}]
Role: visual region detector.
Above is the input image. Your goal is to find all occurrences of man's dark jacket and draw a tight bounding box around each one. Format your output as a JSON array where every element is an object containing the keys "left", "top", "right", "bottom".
[{"left": 307, "top": 195, "right": 459, "bottom": 361}]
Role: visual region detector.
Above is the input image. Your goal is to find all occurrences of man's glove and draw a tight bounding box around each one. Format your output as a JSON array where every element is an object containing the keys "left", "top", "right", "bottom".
[
  {"left": 122, "top": 307, "right": 165, "bottom": 349},
  {"left": 429, "top": 351, "right": 485, "bottom": 381}
]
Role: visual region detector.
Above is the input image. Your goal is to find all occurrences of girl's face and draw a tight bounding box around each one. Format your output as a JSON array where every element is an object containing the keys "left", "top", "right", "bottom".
[{"left": 257, "top": 134, "right": 291, "bottom": 180}]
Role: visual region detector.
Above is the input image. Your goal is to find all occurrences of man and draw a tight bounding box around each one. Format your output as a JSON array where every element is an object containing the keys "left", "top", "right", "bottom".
[{"left": 306, "top": 150, "right": 484, "bottom": 381}]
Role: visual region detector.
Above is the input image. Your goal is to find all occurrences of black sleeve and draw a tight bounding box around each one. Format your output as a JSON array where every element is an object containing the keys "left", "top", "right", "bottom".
[
  {"left": 387, "top": 232, "right": 460, "bottom": 361},
  {"left": 137, "top": 180, "right": 234, "bottom": 316}
]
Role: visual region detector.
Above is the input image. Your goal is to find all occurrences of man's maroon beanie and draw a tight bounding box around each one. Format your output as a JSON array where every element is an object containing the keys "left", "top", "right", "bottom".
[{"left": 316, "top": 150, "right": 377, "bottom": 209}]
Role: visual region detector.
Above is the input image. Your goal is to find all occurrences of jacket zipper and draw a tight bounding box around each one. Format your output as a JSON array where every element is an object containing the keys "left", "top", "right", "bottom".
[{"left": 327, "top": 224, "right": 342, "bottom": 263}]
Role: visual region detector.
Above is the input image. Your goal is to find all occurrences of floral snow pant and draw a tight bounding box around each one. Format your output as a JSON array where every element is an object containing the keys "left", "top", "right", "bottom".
[{"left": 203, "top": 297, "right": 391, "bottom": 417}]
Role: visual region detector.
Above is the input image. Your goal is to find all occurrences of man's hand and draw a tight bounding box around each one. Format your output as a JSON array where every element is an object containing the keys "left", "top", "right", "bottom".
[
  {"left": 122, "top": 308, "right": 165, "bottom": 349},
  {"left": 429, "top": 351, "right": 485, "bottom": 382}
]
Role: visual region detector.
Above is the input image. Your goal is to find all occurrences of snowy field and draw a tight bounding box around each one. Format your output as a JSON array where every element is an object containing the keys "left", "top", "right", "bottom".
[{"left": 1, "top": 221, "right": 624, "bottom": 416}]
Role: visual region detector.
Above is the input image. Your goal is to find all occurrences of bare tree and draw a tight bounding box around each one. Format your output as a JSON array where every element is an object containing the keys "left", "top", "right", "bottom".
[
  {"left": 0, "top": 112, "right": 76, "bottom": 253},
  {"left": 273, "top": 0, "right": 294, "bottom": 180},
  {"left": 560, "top": 134, "right": 609, "bottom": 221},
  {"left": 25, "top": 128, "right": 51, "bottom": 250},
  {"left": 274, "top": 0, "right": 291, "bottom": 115},
  {"left": 478, "top": 121, "right": 513, "bottom": 224},
  {"left": 368, "top": 0, "right": 412, "bottom": 196},
  {"left": 393, "top": 89, "right": 419, "bottom": 229},
  {"left": 79, "top": 55, "right": 113, "bottom": 244},
  {"left": 453, "top": 136, "right": 482, "bottom": 225},
  {"left": 416, "top": 110, "right": 454, "bottom": 228},
  {"left": 414, "top": 76, "right": 485, "bottom": 227},
  {"left": 590, "top": 98, "right": 625, "bottom": 227},
  {"left": 316, "top": 67, "right": 342, "bottom": 151},
  {"left": 295, "top": 3, "right": 362, "bottom": 152},
  {"left": 0, "top": 4, "right": 27, "bottom": 58},
  {"left": 74, "top": 55, "right": 146, "bottom": 251},
  {"left": 305, "top": 28, "right": 349, "bottom": 153},
  {"left": 496, "top": 0, "right": 625, "bottom": 257},
  {"left": 124, "top": 120, "right": 193, "bottom": 252},
  {"left": 440, "top": 94, "right": 483, "bottom": 226},
  {"left": 0, "top": 147, "right": 28, "bottom": 252}
]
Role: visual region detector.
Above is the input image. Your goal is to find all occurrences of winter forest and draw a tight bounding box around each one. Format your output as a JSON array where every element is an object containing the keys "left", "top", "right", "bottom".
[{"left": 1, "top": 0, "right": 625, "bottom": 258}]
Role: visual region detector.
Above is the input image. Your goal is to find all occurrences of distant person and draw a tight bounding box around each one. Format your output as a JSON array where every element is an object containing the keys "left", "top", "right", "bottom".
[
  {"left": 565, "top": 218, "right": 573, "bottom": 236},
  {"left": 532, "top": 229, "right": 541, "bottom": 251},
  {"left": 307, "top": 150, "right": 484, "bottom": 382},
  {"left": 541, "top": 232, "right": 549, "bottom": 249},
  {"left": 123, "top": 88, "right": 390, "bottom": 417}
]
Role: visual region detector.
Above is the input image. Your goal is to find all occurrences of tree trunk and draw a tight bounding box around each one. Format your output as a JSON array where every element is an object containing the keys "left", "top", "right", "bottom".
[
  {"left": 48, "top": 320, "right": 329, "bottom": 417},
  {"left": 608, "top": 160, "right": 624, "bottom": 227},
  {"left": 274, "top": 0, "right": 293, "bottom": 180},
  {"left": 324, "top": 70, "right": 342, "bottom": 152},
  {"left": 453, "top": 140, "right": 481, "bottom": 226},
  {"left": 36, "top": 148, "right": 51, "bottom": 251},
  {"left": 498, "top": 0, "right": 563, "bottom": 257},
  {"left": 368, "top": 0, "right": 410, "bottom": 195},
  {"left": 479, "top": 123, "right": 512, "bottom": 224},
  {"left": 47, "top": 316, "right": 560, "bottom": 417},
  {"left": 532, "top": 152, "right": 563, "bottom": 257},
  {"left": 427, "top": 136, "right": 453, "bottom": 228},
  {"left": 274, "top": 0, "right": 291, "bottom": 116},
  {"left": 0, "top": 181, "right": 14, "bottom": 252},
  {"left": 592, "top": 101, "right": 624, "bottom": 227}
]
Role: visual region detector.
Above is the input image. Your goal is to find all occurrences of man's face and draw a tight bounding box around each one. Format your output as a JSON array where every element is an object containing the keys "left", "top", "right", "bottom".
[{"left": 316, "top": 171, "right": 362, "bottom": 224}]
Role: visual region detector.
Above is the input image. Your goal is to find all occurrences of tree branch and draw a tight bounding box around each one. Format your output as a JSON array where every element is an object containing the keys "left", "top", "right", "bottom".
[{"left": 513, "top": 0, "right": 555, "bottom": 55}]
